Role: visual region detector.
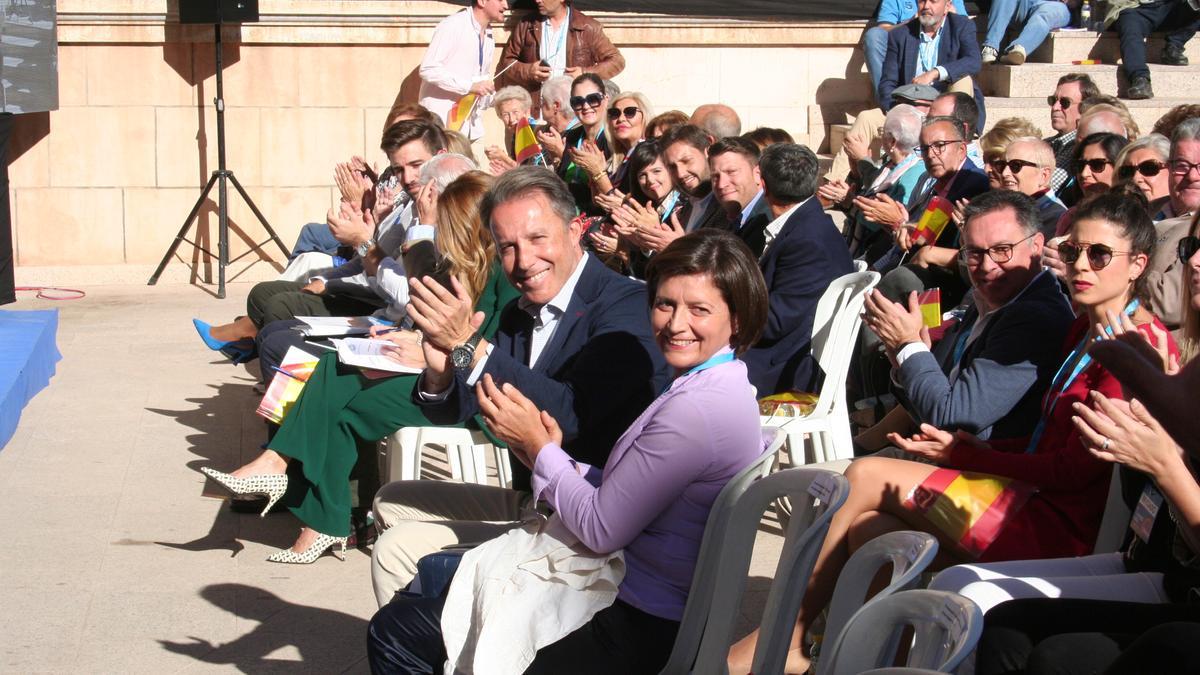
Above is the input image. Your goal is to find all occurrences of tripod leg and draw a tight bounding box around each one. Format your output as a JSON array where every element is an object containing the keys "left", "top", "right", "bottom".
[
  {"left": 148, "top": 172, "right": 220, "bottom": 285},
  {"left": 229, "top": 173, "right": 291, "bottom": 258}
]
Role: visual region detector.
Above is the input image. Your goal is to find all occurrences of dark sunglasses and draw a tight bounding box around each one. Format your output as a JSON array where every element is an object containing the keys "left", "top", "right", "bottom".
[
  {"left": 1047, "top": 95, "right": 1075, "bottom": 109},
  {"left": 1072, "top": 158, "right": 1113, "bottom": 174},
  {"left": 1117, "top": 160, "right": 1167, "bottom": 180},
  {"left": 1179, "top": 235, "right": 1200, "bottom": 263},
  {"left": 569, "top": 92, "right": 605, "bottom": 110},
  {"left": 607, "top": 106, "right": 642, "bottom": 121},
  {"left": 988, "top": 158, "right": 1039, "bottom": 174},
  {"left": 1058, "top": 241, "right": 1132, "bottom": 270}
]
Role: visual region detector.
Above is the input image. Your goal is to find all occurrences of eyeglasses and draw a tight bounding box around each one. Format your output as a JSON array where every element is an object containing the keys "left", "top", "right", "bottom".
[
  {"left": 607, "top": 106, "right": 641, "bottom": 121},
  {"left": 1179, "top": 235, "right": 1200, "bottom": 263},
  {"left": 1117, "top": 160, "right": 1167, "bottom": 180},
  {"left": 989, "top": 158, "right": 1039, "bottom": 175},
  {"left": 1168, "top": 159, "right": 1200, "bottom": 176},
  {"left": 1072, "top": 158, "right": 1113, "bottom": 174},
  {"left": 920, "top": 140, "right": 964, "bottom": 155},
  {"left": 1057, "top": 241, "right": 1133, "bottom": 270},
  {"left": 1047, "top": 96, "right": 1076, "bottom": 110},
  {"left": 959, "top": 232, "right": 1037, "bottom": 265},
  {"left": 569, "top": 92, "right": 605, "bottom": 110}
]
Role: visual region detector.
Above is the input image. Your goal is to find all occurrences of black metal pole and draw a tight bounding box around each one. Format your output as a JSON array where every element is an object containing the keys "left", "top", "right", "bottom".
[{"left": 214, "top": 23, "right": 229, "bottom": 299}]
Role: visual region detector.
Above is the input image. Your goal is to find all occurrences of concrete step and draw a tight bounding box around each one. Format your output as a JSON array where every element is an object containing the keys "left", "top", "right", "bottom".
[
  {"left": 978, "top": 61, "right": 1200, "bottom": 98},
  {"left": 1025, "top": 29, "right": 1200, "bottom": 65},
  {"left": 982, "top": 95, "right": 1193, "bottom": 135}
]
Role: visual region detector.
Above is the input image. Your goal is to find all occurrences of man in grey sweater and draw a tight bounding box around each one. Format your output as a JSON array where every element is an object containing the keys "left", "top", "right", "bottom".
[{"left": 863, "top": 189, "right": 1075, "bottom": 442}]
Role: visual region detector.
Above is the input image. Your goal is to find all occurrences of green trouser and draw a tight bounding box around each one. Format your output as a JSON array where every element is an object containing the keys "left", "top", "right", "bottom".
[{"left": 268, "top": 354, "right": 438, "bottom": 537}]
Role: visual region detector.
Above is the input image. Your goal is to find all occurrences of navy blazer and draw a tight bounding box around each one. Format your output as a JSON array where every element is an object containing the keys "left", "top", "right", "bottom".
[
  {"left": 737, "top": 194, "right": 775, "bottom": 259},
  {"left": 417, "top": 255, "right": 669, "bottom": 491},
  {"left": 879, "top": 14, "right": 985, "bottom": 130},
  {"left": 742, "top": 198, "right": 854, "bottom": 395},
  {"left": 893, "top": 270, "right": 1075, "bottom": 440}
]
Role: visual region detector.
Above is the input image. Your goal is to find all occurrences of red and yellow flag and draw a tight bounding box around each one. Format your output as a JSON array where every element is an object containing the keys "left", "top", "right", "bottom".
[
  {"left": 905, "top": 469, "right": 1035, "bottom": 558},
  {"left": 446, "top": 93, "right": 477, "bottom": 132},
  {"left": 912, "top": 195, "right": 953, "bottom": 246},
  {"left": 917, "top": 288, "right": 942, "bottom": 329},
  {"left": 513, "top": 118, "right": 542, "bottom": 164}
]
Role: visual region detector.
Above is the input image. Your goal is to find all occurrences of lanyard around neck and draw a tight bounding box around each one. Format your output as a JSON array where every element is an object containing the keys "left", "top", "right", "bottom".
[{"left": 543, "top": 8, "right": 570, "bottom": 61}]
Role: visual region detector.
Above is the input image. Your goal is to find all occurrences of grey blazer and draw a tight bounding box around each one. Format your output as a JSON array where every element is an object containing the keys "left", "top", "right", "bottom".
[{"left": 893, "top": 269, "right": 1075, "bottom": 440}]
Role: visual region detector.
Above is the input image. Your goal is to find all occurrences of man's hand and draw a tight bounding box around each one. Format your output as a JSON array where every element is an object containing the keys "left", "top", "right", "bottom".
[
  {"left": 1042, "top": 235, "right": 1067, "bottom": 278},
  {"left": 334, "top": 162, "right": 372, "bottom": 210},
  {"left": 887, "top": 423, "right": 973, "bottom": 465},
  {"left": 414, "top": 181, "right": 438, "bottom": 225},
  {"left": 469, "top": 79, "right": 496, "bottom": 96},
  {"left": 534, "top": 64, "right": 553, "bottom": 82},
  {"left": 327, "top": 199, "right": 375, "bottom": 248},
  {"left": 843, "top": 132, "right": 871, "bottom": 163},
  {"left": 407, "top": 275, "right": 480, "bottom": 351},
  {"left": 362, "top": 243, "right": 385, "bottom": 277},
  {"left": 853, "top": 193, "right": 906, "bottom": 230},
  {"left": 636, "top": 209, "right": 688, "bottom": 253},
  {"left": 863, "top": 289, "right": 927, "bottom": 351},
  {"left": 912, "top": 69, "right": 940, "bottom": 86},
  {"left": 893, "top": 224, "right": 915, "bottom": 251},
  {"left": 301, "top": 278, "right": 326, "bottom": 295},
  {"left": 564, "top": 66, "right": 583, "bottom": 79}
]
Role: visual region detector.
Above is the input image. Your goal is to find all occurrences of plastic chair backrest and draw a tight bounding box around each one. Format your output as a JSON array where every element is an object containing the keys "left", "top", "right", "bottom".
[
  {"left": 660, "top": 428, "right": 783, "bottom": 674},
  {"left": 809, "top": 271, "right": 880, "bottom": 418},
  {"left": 822, "top": 590, "right": 983, "bottom": 675},
  {"left": 673, "top": 468, "right": 850, "bottom": 674},
  {"left": 1093, "top": 465, "right": 1130, "bottom": 554},
  {"left": 815, "top": 531, "right": 939, "bottom": 675},
  {"left": 853, "top": 259, "right": 869, "bottom": 273}
]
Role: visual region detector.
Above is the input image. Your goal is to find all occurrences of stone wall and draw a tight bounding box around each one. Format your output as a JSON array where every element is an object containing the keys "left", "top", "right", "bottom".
[{"left": 14, "top": 0, "right": 874, "bottom": 284}]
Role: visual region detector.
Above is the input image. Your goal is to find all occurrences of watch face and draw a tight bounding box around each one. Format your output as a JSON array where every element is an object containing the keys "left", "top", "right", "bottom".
[{"left": 451, "top": 346, "right": 473, "bottom": 369}]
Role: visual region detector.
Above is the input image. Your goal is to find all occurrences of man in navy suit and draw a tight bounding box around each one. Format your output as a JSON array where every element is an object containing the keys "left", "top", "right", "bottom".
[
  {"left": 369, "top": 166, "right": 669, "bottom": 603},
  {"left": 743, "top": 143, "right": 854, "bottom": 396},
  {"left": 879, "top": 0, "right": 985, "bottom": 131},
  {"left": 709, "top": 136, "right": 774, "bottom": 257}
]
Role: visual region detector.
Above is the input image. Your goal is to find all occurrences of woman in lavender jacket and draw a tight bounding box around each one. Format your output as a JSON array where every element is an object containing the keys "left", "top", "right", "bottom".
[{"left": 367, "top": 229, "right": 770, "bottom": 674}]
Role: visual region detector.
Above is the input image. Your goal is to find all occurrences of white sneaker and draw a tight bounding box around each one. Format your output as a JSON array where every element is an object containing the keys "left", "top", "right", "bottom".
[
  {"left": 1000, "top": 45, "right": 1027, "bottom": 65},
  {"left": 981, "top": 45, "right": 999, "bottom": 64}
]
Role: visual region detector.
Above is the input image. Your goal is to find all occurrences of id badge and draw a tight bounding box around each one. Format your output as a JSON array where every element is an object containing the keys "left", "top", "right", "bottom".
[{"left": 1130, "top": 483, "right": 1164, "bottom": 544}]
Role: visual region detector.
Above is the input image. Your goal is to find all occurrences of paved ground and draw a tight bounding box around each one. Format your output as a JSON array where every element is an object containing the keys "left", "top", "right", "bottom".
[{"left": 0, "top": 283, "right": 785, "bottom": 673}]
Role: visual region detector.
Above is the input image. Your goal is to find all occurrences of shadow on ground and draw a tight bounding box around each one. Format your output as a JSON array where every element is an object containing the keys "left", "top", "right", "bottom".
[{"left": 159, "top": 583, "right": 370, "bottom": 673}]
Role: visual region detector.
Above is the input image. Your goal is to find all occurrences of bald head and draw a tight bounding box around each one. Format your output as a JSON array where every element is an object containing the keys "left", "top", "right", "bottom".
[
  {"left": 1078, "top": 110, "right": 1127, "bottom": 139},
  {"left": 691, "top": 104, "right": 742, "bottom": 141}
]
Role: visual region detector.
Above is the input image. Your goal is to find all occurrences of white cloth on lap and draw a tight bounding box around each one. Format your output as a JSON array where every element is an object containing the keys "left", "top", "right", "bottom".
[
  {"left": 277, "top": 251, "right": 337, "bottom": 282},
  {"left": 441, "top": 514, "right": 625, "bottom": 675}
]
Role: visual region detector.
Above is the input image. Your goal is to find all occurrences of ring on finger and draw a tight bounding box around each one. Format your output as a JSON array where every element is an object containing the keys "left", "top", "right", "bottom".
[{"left": 1101, "top": 437, "right": 1111, "bottom": 451}]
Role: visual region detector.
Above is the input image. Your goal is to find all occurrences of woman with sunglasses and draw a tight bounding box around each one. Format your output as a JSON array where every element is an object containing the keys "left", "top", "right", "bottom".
[
  {"left": 556, "top": 73, "right": 612, "bottom": 215},
  {"left": 1115, "top": 133, "right": 1172, "bottom": 218},
  {"left": 1048, "top": 132, "right": 1130, "bottom": 241},
  {"left": 730, "top": 191, "right": 1173, "bottom": 675}
]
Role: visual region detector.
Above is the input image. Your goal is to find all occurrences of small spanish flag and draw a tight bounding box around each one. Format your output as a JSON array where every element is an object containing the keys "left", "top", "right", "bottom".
[
  {"left": 446, "top": 93, "right": 477, "bottom": 132},
  {"left": 912, "top": 195, "right": 953, "bottom": 246},
  {"left": 512, "top": 118, "right": 542, "bottom": 164},
  {"left": 917, "top": 288, "right": 942, "bottom": 329},
  {"left": 905, "top": 468, "right": 1035, "bottom": 558}
]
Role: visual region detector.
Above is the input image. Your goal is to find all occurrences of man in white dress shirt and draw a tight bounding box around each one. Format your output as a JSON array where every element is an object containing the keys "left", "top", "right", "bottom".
[{"left": 418, "top": 0, "right": 509, "bottom": 140}]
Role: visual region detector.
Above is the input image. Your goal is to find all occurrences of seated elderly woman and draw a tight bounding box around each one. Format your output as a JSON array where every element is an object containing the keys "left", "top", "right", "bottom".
[
  {"left": 817, "top": 104, "right": 928, "bottom": 261},
  {"left": 979, "top": 117, "right": 1044, "bottom": 190},
  {"left": 484, "top": 86, "right": 540, "bottom": 172},
  {"left": 1115, "top": 132, "right": 1172, "bottom": 219},
  {"left": 199, "top": 171, "right": 519, "bottom": 563},
  {"left": 730, "top": 192, "right": 1173, "bottom": 674},
  {"left": 366, "top": 229, "right": 769, "bottom": 674}
]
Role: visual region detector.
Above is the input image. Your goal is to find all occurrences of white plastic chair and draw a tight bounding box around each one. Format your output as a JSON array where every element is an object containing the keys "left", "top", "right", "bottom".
[
  {"left": 383, "top": 425, "right": 512, "bottom": 488},
  {"left": 762, "top": 270, "right": 881, "bottom": 466},
  {"left": 820, "top": 590, "right": 983, "bottom": 675},
  {"left": 661, "top": 466, "right": 851, "bottom": 674},
  {"left": 815, "top": 531, "right": 940, "bottom": 675},
  {"left": 1093, "top": 466, "right": 1131, "bottom": 554},
  {"left": 853, "top": 259, "right": 869, "bottom": 273}
]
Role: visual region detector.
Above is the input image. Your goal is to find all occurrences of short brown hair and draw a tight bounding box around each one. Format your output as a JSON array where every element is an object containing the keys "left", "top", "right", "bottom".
[
  {"left": 644, "top": 229, "right": 768, "bottom": 355},
  {"left": 646, "top": 110, "right": 690, "bottom": 140},
  {"left": 383, "top": 102, "right": 442, "bottom": 132},
  {"left": 744, "top": 127, "right": 795, "bottom": 150},
  {"left": 380, "top": 119, "right": 448, "bottom": 156},
  {"left": 708, "top": 135, "right": 761, "bottom": 166},
  {"left": 658, "top": 123, "right": 713, "bottom": 156}
]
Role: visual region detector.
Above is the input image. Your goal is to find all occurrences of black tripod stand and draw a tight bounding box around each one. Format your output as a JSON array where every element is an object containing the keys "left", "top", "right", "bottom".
[{"left": 148, "top": 22, "right": 288, "bottom": 298}]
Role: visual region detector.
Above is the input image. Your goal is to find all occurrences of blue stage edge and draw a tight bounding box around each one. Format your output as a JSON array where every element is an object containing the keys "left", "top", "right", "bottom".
[{"left": 0, "top": 309, "right": 60, "bottom": 450}]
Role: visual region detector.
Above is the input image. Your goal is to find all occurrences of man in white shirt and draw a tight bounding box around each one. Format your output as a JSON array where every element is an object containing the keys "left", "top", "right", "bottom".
[{"left": 418, "top": 0, "right": 509, "bottom": 140}]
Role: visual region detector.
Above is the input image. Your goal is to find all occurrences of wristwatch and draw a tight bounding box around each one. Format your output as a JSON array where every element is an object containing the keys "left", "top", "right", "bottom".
[
  {"left": 450, "top": 332, "right": 483, "bottom": 371},
  {"left": 356, "top": 238, "right": 377, "bottom": 257}
]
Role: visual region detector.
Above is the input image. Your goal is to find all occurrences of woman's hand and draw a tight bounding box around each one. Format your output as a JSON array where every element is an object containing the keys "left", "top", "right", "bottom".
[
  {"left": 893, "top": 224, "right": 915, "bottom": 251},
  {"left": 1093, "top": 311, "right": 1179, "bottom": 375},
  {"left": 588, "top": 228, "right": 621, "bottom": 255},
  {"left": 593, "top": 189, "right": 626, "bottom": 214},
  {"left": 476, "top": 374, "right": 560, "bottom": 468},
  {"left": 887, "top": 423, "right": 975, "bottom": 465},
  {"left": 489, "top": 154, "right": 519, "bottom": 176},
  {"left": 843, "top": 132, "right": 870, "bottom": 163},
  {"left": 570, "top": 140, "right": 608, "bottom": 177},
  {"left": 612, "top": 199, "right": 659, "bottom": 238},
  {"left": 1073, "top": 391, "right": 1186, "bottom": 482},
  {"left": 334, "top": 162, "right": 372, "bottom": 210},
  {"left": 633, "top": 209, "right": 687, "bottom": 253},
  {"left": 951, "top": 197, "right": 970, "bottom": 226},
  {"left": 381, "top": 331, "right": 426, "bottom": 369},
  {"left": 1042, "top": 235, "right": 1068, "bottom": 279},
  {"left": 537, "top": 126, "right": 566, "bottom": 163},
  {"left": 374, "top": 182, "right": 401, "bottom": 224},
  {"left": 818, "top": 179, "right": 851, "bottom": 206}
]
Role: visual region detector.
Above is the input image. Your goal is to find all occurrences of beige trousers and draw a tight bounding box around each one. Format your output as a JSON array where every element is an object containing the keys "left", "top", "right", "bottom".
[
  {"left": 824, "top": 76, "right": 976, "bottom": 182},
  {"left": 370, "top": 480, "right": 533, "bottom": 606}
]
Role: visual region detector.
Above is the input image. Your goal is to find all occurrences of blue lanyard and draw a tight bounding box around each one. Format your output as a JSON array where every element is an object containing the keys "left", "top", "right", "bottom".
[
  {"left": 1024, "top": 298, "right": 1140, "bottom": 453},
  {"left": 664, "top": 351, "right": 735, "bottom": 393},
  {"left": 543, "top": 9, "right": 570, "bottom": 62},
  {"left": 659, "top": 191, "right": 681, "bottom": 223}
]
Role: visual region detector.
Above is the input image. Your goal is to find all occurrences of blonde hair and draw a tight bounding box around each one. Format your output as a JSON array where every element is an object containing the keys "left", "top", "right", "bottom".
[
  {"left": 606, "top": 92, "right": 655, "bottom": 164},
  {"left": 435, "top": 171, "right": 496, "bottom": 302},
  {"left": 980, "top": 117, "right": 1043, "bottom": 160},
  {"left": 1182, "top": 211, "right": 1200, "bottom": 364}
]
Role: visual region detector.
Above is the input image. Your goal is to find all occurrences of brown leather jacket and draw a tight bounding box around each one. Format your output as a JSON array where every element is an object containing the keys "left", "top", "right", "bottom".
[{"left": 496, "top": 8, "right": 625, "bottom": 101}]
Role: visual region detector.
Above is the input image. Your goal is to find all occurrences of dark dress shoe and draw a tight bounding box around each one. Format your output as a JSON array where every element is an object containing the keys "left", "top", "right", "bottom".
[
  {"left": 1126, "top": 75, "right": 1154, "bottom": 100},
  {"left": 1163, "top": 43, "right": 1189, "bottom": 66}
]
